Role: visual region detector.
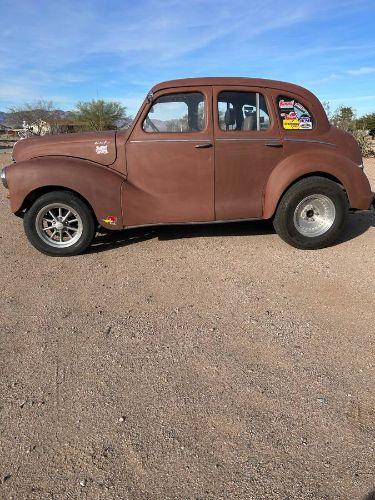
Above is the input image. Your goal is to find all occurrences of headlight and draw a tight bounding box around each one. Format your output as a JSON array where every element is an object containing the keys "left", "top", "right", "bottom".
[{"left": 1, "top": 167, "right": 8, "bottom": 189}]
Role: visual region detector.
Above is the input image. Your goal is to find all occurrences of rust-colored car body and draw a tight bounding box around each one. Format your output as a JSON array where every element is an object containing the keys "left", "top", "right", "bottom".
[{"left": 3, "top": 78, "right": 373, "bottom": 231}]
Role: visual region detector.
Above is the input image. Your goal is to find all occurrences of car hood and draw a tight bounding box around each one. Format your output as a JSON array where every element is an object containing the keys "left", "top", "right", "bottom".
[{"left": 12, "top": 131, "right": 117, "bottom": 166}]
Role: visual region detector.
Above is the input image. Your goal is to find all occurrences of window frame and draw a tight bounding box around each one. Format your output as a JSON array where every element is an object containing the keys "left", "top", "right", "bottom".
[
  {"left": 142, "top": 91, "right": 207, "bottom": 134},
  {"left": 216, "top": 89, "right": 273, "bottom": 133}
]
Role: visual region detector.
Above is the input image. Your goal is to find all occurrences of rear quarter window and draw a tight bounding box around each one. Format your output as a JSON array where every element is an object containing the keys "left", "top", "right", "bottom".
[{"left": 277, "top": 96, "right": 314, "bottom": 131}]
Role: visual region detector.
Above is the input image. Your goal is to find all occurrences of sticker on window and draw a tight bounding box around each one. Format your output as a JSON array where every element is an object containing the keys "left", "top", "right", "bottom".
[
  {"left": 278, "top": 99, "right": 295, "bottom": 109},
  {"left": 278, "top": 96, "right": 313, "bottom": 130}
]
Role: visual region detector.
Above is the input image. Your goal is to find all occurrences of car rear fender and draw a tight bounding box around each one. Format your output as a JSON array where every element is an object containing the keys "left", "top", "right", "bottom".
[
  {"left": 262, "top": 150, "right": 372, "bottom": 219},
  {"left": 6, "top": 156, "right": 125, "bottom": 229}
]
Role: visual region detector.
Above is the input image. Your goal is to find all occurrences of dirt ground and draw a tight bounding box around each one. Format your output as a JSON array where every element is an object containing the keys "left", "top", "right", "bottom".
[{"left": 0, "top": 151, "right": 374, "bottom": 499}]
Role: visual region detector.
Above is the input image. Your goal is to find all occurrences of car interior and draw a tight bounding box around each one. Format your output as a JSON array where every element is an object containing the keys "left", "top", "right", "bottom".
[{"left": 218, "top": 91, "right": 269, "bottom": 131}]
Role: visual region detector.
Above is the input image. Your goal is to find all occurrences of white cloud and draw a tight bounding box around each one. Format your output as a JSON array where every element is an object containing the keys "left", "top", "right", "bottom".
[{"left": 347, "top": 66, "right": 375, "bottom": 75}]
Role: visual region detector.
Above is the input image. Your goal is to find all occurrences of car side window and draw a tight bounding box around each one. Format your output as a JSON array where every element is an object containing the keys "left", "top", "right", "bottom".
[
  {"left": 277, "top": 95, "right": 314, "bottom": 130},
  {"left": 218, "top": 91, "right": 270, "bottom": 131},
  {"left": 143, "top": 92, "right": 205, "bottom": 133}
]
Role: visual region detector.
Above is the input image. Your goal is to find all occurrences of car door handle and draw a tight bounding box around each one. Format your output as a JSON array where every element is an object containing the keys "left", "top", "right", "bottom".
[
  {"left": 265, "top": 141, "right": 283, "bottom": 147},
  {"left": 195, "top": 143, "right": 213, "bottom": 149}
]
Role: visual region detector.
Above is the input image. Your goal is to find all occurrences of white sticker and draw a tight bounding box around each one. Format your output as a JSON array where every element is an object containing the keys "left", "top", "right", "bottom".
[
  {"left": 96, "top": 145, "right": 108, "bottom": 154},
  {"left": 295, "top": 102, "right": 308, "bottom": 113}
]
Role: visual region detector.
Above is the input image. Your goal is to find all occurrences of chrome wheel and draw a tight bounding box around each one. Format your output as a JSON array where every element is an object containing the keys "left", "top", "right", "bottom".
[
  {"left": 293, "top": 194, "right": 336, "bottom": 238},
  {"left": 35, "top": 203, "right": 83, "bottom": 248}
]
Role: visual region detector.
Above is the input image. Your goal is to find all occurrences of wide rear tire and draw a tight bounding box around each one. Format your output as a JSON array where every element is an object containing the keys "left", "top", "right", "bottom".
[{"left": 273, "top": 176, "right": 349, "bottom": 249}]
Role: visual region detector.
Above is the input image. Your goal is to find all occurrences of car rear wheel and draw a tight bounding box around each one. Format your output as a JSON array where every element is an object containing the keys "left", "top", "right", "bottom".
[
  {"left": 24, "top": 191, "right": 96, "bottom": 256},
  {"left": 273, "top": 176, "right": 349, "bottom": 249}
]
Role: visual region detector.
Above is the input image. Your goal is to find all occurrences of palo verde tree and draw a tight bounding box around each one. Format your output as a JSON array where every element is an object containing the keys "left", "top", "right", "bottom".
[
  {"left": 73, "top": 100, "right": 127, "bottom": 131},
  {"left": 328, "top": 105, "right": 374, "bottom": 157},
  {"left": 331, "top": 105, "right": 356, "bottom": 132}
]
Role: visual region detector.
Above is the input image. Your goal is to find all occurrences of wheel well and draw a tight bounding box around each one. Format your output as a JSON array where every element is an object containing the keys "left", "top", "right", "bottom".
[
  {"left": 272, "top": 171, "right": 347, "bottom": 215},
  {"left": 16, "top": 186, "right": 96, "bottom": 219}
]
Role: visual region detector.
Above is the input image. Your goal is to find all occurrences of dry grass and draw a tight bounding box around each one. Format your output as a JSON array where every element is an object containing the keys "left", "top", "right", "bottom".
[{"left": 0, "top": 152, "right": 12, "bottom": 167}]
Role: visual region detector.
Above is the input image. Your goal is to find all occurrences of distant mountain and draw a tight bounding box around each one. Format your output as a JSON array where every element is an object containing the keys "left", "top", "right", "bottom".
[{"left": 0, "top": 111, "right": 8, "bottom": 124}]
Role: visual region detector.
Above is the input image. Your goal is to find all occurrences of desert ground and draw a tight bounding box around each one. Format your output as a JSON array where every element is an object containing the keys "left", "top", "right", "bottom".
[{"left": 0, "top": 151, "right": 374, "bottom": 499}]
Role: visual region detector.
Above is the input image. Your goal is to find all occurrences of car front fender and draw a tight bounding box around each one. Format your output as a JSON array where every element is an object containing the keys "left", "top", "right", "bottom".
[
  {"left": 262, "top": 150, "right": 372, "bottom": 219},
  {"left": 6, "top": 156, "right": 125, "bottom": 229}
]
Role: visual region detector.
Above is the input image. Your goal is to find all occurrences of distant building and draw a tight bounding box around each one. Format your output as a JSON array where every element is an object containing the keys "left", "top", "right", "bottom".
[{"left": 0, "top": 123, "right": 13, "bottom": 134}]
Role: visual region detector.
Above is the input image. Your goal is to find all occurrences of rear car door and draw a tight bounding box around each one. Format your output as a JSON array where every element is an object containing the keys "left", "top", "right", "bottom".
[
  {"left": 213, "top": 86, "right": 283, "bottom": 220},
  {"left": 123, "top": 87, "right": 214, "bottom": 226}
]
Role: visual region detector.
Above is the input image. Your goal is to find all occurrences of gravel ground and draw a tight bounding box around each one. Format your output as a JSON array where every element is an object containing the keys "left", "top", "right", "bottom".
[{"left": 0, "top": 152, "right": 374, "bottom": 499}]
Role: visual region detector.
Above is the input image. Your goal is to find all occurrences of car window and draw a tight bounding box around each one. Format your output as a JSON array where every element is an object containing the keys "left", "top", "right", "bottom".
[
  {"left": 143, "top": 92, "right": 205, "bottom": 133},
  {"left": 277, "top": 95, "right": 314, "bottom": 130},
  {"left": 218, "top": 91, "right": 270, "bottom": 131}
]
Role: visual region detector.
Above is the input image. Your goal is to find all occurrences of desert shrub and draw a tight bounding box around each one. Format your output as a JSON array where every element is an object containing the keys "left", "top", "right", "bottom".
[{"left": 351, "top": 129, "right": 375, "bottom": 158}]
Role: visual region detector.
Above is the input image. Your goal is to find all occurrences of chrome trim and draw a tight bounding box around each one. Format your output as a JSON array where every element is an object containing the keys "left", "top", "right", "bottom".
[
  {"left": 1, "top": 167, "right": 8, "bottom": 189},
  {"left": 129, "top": 139, "right": 212, "bottom": 143},
  {"left": 216, "top": 137, "right": 280, "bottom": 142},
  {"left": 256, "top": 92, "right": 260, "bottom": 131},
  {"left": 284, "top": 138, "right": 336, "bottom": 147},
  {"left": 124, "top": 216, "right": 262, "bottom": 230}
]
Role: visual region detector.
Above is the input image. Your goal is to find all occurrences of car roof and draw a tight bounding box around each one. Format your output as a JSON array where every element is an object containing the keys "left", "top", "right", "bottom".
[{"left": 151, "top": 77, "right": 314, "bottom": 99}]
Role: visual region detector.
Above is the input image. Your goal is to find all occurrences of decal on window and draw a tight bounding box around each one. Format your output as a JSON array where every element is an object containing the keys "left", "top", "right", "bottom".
[
  {"left": 278, "top": 99, "right": 295, "bottom": 109},
  {"left": 278, "top": 96, "right": 313, "bottom": 130}
]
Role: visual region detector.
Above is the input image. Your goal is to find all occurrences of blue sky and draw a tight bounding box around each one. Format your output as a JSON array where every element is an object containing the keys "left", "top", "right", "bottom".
[{"left": 0, "top": 0, "right": 374, "bottom": 117}]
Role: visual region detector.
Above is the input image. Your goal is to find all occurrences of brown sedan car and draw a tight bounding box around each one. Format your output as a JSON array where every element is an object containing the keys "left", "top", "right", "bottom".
[{"left": 1, "top": 77, "right": 374, "bottom": 256}]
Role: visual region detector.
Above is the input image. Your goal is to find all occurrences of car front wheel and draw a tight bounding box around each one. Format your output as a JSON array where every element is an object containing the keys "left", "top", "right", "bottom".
[
  {"left": 273, "top": 176, "right": 349, "bottom": 249},
  {"left": 24, "top": 190, "right": 96, "bottom": 256}
]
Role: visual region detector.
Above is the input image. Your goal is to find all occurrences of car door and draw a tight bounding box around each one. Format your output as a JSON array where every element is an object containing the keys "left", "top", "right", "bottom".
[
  {"left": 213, "top": 86, "right": 283, "bottom": 220},
  {"left": 123, "top": 87, "right": 214, "bottom": 226}
]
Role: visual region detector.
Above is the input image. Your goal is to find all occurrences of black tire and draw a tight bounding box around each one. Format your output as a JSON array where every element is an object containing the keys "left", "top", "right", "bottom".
[
  {"left": 273, "top": 176, "right": 349, "bottom": 249},
  {"left": 24, "top": 190, "right": 96, "bottom": 256}
]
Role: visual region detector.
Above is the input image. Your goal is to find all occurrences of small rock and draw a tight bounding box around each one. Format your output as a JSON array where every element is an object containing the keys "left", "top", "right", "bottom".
[
  {"left": 2, "top": 474, "right": 11, "bottom": 483},
  {"left": 118, "top": 416, "right": 125, "bottom": 422},
  {"left": 317, "top": 397, "right": 328, "bottom": 405},
  {"left": 79, "top": 479, "right": 86, "bottom": 487}
]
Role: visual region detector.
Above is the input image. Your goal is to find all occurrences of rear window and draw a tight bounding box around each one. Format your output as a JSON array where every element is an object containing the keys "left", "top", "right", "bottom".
[{"left": 277, "top": 96, "right": 314, "bottom": 131}]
